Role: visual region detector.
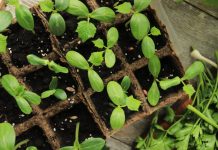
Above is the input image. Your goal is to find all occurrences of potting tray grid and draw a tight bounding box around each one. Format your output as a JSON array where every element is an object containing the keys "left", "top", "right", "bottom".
[{"left": 0, "top": 0, "right": 188, "bottom": 149}]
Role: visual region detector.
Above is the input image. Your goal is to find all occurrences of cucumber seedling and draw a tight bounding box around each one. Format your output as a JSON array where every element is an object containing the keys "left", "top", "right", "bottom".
[
  {"left": 0, "top": 74, "right": 41, "bottom": 114},
  {"left": 92, "top": 27, "right": 119, "bottom": 68},
  {"left": 41, "top": 76, "right": 67, "bottom": 101},
  {"left": 107, "top": 76, "right": 141, "bottom": 129},
  {"left": 60, "top": 122, "right": 105, "bottom": 150},
  {"left": 27, "top": 54, "right": 69, "bottom": 74},
  {"left": 0, "top": 122, "right": 38, "bottom": 150},
  {"left": 65, "top": 0, "right": 115, "bottom": 42}
]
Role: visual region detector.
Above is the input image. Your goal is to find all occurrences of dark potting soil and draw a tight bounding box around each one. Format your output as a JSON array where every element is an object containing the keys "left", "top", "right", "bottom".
[
  {"left": 17, "top": 126, "right": 52, "bottom": 150},
  {"left": 50, "top": 103, "right": 103, "bottom": 147},
  {"left": 96, "top": 0, "right": 132, "bottom": 8},
  {"left": 134, "top": 56, "right": 183, "bottom": 105},
  {"left": 6, "top": 13, "right": 52, "bottom": 68},
  {"left": 24, "top": 65, "right": 78, "bottom": 110}
]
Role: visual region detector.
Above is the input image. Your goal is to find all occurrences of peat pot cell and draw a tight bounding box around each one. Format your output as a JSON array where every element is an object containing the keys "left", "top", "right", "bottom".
[
  {"left": 6, "top": 13, "right": 52, "bottom": 68},
  {"left": 0, "top": 89, "right": 33, "bottom": 124},
  {"left": 25, "top": 66, "right": 78, "bottom": 109},
  {"left": 50, "top": 103, "right": 103, "bottom": 147},
  {"left": 96, "top": 0, "right": 132, "bottom": 7},
  {"left": 134, "top": 56, "right": 183, "bottom": 103},
  {"left": 117, "top": 11, "right": 167, "bottom": 64},
  {"left": 0, "top": 59, "right": 9, "bottom": 76},
  {"left": 17, "top": 126, "right": 52, "bottom": 150}
]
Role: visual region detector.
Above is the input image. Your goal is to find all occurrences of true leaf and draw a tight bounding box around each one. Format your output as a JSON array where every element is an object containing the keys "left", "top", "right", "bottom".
[
  {"left": 27, "top": 54, "right": 49, "bottom": 66},
  {"left": 0, "top": 123, "right": 16, "bottom": 150},
  {"left": 66, "top": 51, "right": 90, "bottom": 70},
  {"left": 7, "top": 0, "right": 19, "bottom": 6},
  {"left": 110, "top": 107, "right": 125, "bottom": 129},
  {"left": 141, "top": 36, "right": 155, "bottom": 58},
  {"left": 39, "top": 0, "right": 54, "bottom": 12},
  {"left": 159, "top": 76, "right": 181, "bottom": 90},
  {"left": 115, "top": 2, "right": 132, "bottom": 14},
  {"left": 49, "top": 13, "right": 66, "bottom": 36},
  {"left": 66, "top": 0, "right": 89, "bottom": 17},
  {"left": 80, "top": 138, "right": 105, "bottom": 150},
  {"left": 55, "top": 0, "right": 70, "bottom": 11},
  {"left": 15, "top": 5, "right": 34, "bottom": 32},
  {"left": 26, "top": 146, "right": 38, "bottom": 150},
  {"left": 182, "top": 61, "right": 204, "bottom": 80},
  {"left": 88, "top": 51, "right": 104, "bottom": 66},
  {"left": 164, "top": 107, "right": 175, "bottom": 123},
  {"left": 147, "top": 80, "right": 160, "bottom": 106},
  {"left": 130, "top": 13, "right": 150, "bottom": 41},
  {"left": 121, "top": 76, "right": 131, "bottom": 91},
  {"left": 201, "top": 134, "right": 216, "bottom": 150},
  {"left": 107, "top": 81, "right": 126, "bottom": 106},
  {"left": 41, "top": 89, "right": 56, "bottom": 99},
  {"left": 107, "top": 27, "right": 119, "bottom": 48},
  {"left": 23, "top": 91, "right": 41, "bottom": 105},
  {"left": 88, "top": 69, "right": 104, "bottom": 92},
  {"left": 134, "top": 0, "right": 151, "bottom": 12},
  {"left": 175, "top": 135, "right": 190, "bottom": 150},
  {"left": 174, "top": 126, "right": 192, "bottom": 138},
  {"left": 148, "top": 55, "right": 161, "bottom": 78},
  {"left": 105, "top": 49, "right": 116, "bottom": 68},
  {"left": 92, "top": 38, "right": 104, "bottom": 49},
  {"left": 76, "top": 21, "right": 96, "bottom": 42},
  {"left": 192, "top": 125, "right": 202, "bottom": 140},
  {"left": 90, "top": 7, "right": 115, "bottom": 22},
  {"left": 48, "top": 61, "right": 69, "bottom": 73},
  {"left": 54, "top": 89, "right": 67, "bottom": 100},
  {"left": 0, "top": 34, "right": 7, "bottom": 53},
  {"left": 49, "top": 76, "right": 58, "bottom": 90},
  {"left": 0, "top": 10, "right": 13, "bottom": 32},
  {"left": 126, "top": 96, "right": 141, "bottom": 111},
  {"left": 168, "top": 122, "right": 183, "bottom": 135},
  {"left": 150, "top": 26, "right": 161, "bottom": 36},
  {"left": 183, "top": 84, "right": 195, "bottom": 98},
  {"left": 15, "top": 96, "right": 32, "bottom": 114}
]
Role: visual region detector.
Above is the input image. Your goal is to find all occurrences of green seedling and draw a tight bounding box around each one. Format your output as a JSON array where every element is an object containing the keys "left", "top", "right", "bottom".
[
  {"left": 107, "top": 76, "right": 141, "bottom": 129},
  {"left": 0, "top": 74, "right": 41, "bottom": 114},
  {"left": 66, "top": 50, "right": 104, "bottom": 92},
  {"left": 92, "top": 27, "right": 119, "bottom": 68},
  {"left": 0, "top": 122, "right": 38, "bottom": 150},
  {"left": 41, "top": 76, "right": 67, "bottom": 100},
  {"left": 65, "top": 0, "right": 115, "bottom": 42},
  {"left": 39, "top": 0, "right": 70, "bottom": 36},
  {"left": 60, "top": 122, "right": 105, "bottom": 150},
  {"left": 27, "top": 54, "right": 69, "bottom": 74}
]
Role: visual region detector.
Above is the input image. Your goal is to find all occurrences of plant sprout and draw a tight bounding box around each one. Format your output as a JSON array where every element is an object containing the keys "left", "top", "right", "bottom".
[
  {"left": 41, "top": 76, "right": 67, "bottom": 100},
  {"left": 1, "top": 74, "right": 41, "bottom": 114},
  {"left": 107, "top": 76, "right": 141, "bottom": 129},
  {"left": 60, "top": 122, "right": 105, "bottom": 150},
  {"left": 66, "top": 50, "right": 104, "bottom": 92},
  {"left": 27, "top": 54, "right": 69, "bottom": 74},
  {"left": 65, "top": 0, "right": 115, "bottom": 42},
  {"left": 92, "top": 27, "right": 119, "bottom": 68},
  {"left": 0, "top": 122, "right": 38, "bottom": 150}
]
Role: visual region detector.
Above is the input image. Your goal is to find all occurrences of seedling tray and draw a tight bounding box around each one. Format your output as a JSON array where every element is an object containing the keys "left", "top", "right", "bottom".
[{"left": 0, "top": 0, "right": 187, "bottom": 149}]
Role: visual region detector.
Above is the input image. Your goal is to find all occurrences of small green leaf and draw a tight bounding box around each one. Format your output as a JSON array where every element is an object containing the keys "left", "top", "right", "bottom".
[
  {"left": 134, "top": 0, "right": 151, "bottom": 12},
  {"left": 54, "top": 89, "right": 67, "bottom": 100},
  {"left": 23, "top": 91, "right": 41, "bottom": 105},
  {"left": 164, "top": 107, "right": 175, "bottom": 123},
  {"left": 80, "top": 138, "right": 105, "bottom": 150},
  {"left": 41, "top": 89, "right": 56, "bottom": 99},
  {"left": 110, "top": 107, "right": 125, "bottom": 129},
  {"left": 159, "top": 76, "right": 181, "bottom": 90},
  {"left": 55, "top": 0, "right": 69, "bottom": 11},
  {"left": 90, "top": 7, "right": 115, "bottom": 22},
  {"left": 183, "top": 84, "right": 195, "bottom": 98},
  {"left": 0, "top": 123, "right": 16, "bottom": 150},
  {"left": 148, "top": 55, "right": 161, "bottom": 78},
  {"left": 107, "top": 27, "right": 119, "bottom": 48},
  {"left": 147, "top": 80, "right": 160, "bottom": 106},
  {"left": 126, "top": 96, "right": 141, "bottom": 111},
  {"left": 192, "top": 125, "right": 202, "bottom": 140},
  {"left": 15, "top": 96, "right": 32, "bottom": 114},
  {"left": 27, "top": 54, "right": 49, "bottom": 66},
  {"left": 175, "top": 135, "right": 190, "bottom": 150},
  {"left": 150, "top": 26, "right": 161, "bottom": 36},
  {"left": 168, "top": 122, "right": 183, "bottom": 135},
  {"left": 88, "top": 51, "right": 104, "bottom": 66},
  {"left": 76, "top": 21, "right": 96, "bottom": 42},
  {"left": 115, "top": 2, "right": 132, "bottom": 14},
  {"left": 130, "top": 13, "right": 150, "bottom": 41},
  {"left": 49, "top": 13, "right": 66, "bottom": 36},
  {"left": 175, "top": 126, "right": 193, "bottom": 138},
  {"left": 201, "top": 134, "right": 216, "bottom": 150},
  {"left": 7, "top": 0, "right": 19, "bottom": 6},
  {"left": 39, "top": 0, "right": 54, "bottom": 12},
  {"left": 15, "top": 5, "right": 34, "bottom": 32},
  {"left": 88, "top": 69, "right": 104, "bottom": 92},
  {"left": 105, "top": 49, "right": 116, "bottom": 68},
  {"left": 92, "top": 38, "right": 104, "bottom": 49},
  {"left": 141, "top": 36, "right": 155, "bottom": 58},
  {"left": 0, "top": 34, "right": 7, "bottom": 53},
  {"left": 48, "top": 61, "right": 69, "bottom": 73},
  {"left": 60, "top": 146, "right": 74, "bottom": 150},
  {"left": 26, "top": 146, "right": 38, "bottom": 150},
  {"left": 0, "top": 10, "right": 13, "bottom": 32},
  {"left": 66, "top": 51, "right": 90, "bottom": 70},
  {"left": 121, "top": 76, "right": 131, "bottom": 91},
  {"left": 182, "top": 61, "right": 204, "bottom": 80},
  {"left": 49, "top": 76, "right": 58, "bottom": 90},
  {"left": 66, "top": 0, "right": 89, "bottom": 17},
  {"left": 107, "top": 81, "right": 126, "bottom": 106}
]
